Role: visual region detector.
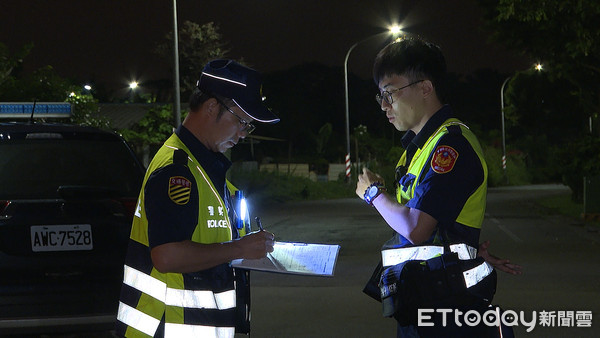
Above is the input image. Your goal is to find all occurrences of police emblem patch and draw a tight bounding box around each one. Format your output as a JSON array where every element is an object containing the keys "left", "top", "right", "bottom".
[
  {"left": 431, "top": 145, "right": 458, "bottom": 174},
  {"left": 168, "top": 176, "right": 191, "bottom": 205}
]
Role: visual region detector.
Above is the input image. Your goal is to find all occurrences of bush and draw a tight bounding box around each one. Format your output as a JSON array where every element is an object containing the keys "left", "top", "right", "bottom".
[
  {"left": 483, "top": 145, "right": 530, "bottom": 187},
  {"left": 119, "top": 104, "right": 175, "bottom": 161},
  {"left": 556, "top": 134, "right": 600, "bottom": 202},
  {"left": 228, "top": 168, "right": 356, "bottom": 207}
]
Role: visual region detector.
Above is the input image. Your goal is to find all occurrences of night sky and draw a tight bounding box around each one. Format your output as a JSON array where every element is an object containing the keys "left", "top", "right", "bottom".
[{"left": 1, "top": 0, "right": 530, "bottom": 93}]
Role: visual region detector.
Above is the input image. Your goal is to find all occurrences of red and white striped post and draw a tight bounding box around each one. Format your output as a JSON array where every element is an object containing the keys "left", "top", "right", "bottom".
[
  {"left": 502, "top": 154, "right": 508, "bottom": 185},
  {"left": 345, "top": 153, "right": 351, "bottom": 180}
]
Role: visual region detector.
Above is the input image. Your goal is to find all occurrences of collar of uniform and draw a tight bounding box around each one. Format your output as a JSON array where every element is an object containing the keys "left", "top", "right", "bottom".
[
  {"left": 400, "top": 130, "right": 416, "bottom": 149},
  {"left": 176, "top": 125, "right": 232, "bottom": 190},
  {"left": 410, "top": 104, "right": 454, "bottom": 150}
]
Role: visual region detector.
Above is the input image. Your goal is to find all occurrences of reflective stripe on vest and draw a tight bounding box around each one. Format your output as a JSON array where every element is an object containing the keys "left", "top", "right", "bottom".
[
  {"left": 381, "top": 243, "right": 478, "bottom": 268},
  {"left": 166, "top": 288, "right": 236, "bottom": 309},
  {"left": 165, "top": 323, "right": 235, "bottom": 338},
  {"left": 123, "top": 265, "right": 166, "bottom": 302},
  {"left": 118, "top": 298, "right": 237, "bottom": 338},
  {"left": 463, "top": 261, "right": 494, "bottom": 288},
  {"left": 381, "top": 244, "right": 493, "bottom": 290},
  {"left": 123, "top": 264, "right": 236, "bottom": 310},
  {"left": 118, "top": 301, "right": 161, "bottom": 337}
]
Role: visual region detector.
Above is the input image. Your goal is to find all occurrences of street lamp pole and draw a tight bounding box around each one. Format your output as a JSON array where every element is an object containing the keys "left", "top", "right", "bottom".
[
  {"left": 343, "top": 42, "right": 360, "bottom": 181},
  {"left": 172, "top": 0, "right": 181, "bottom": 127},
  {"left": 500, "top": 76, "right": 510, "bottom": 185},
  {"left": 344, "top": 27, "right": 401, "bottom": 181},
  {"left": 500, "top": 63, "right": 543, "bottom": 185}
]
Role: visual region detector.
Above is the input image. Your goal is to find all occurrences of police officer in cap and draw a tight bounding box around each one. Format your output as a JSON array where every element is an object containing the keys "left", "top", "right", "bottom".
[{"left": 117, "top": 59, "right": 279, "bottom": 337}]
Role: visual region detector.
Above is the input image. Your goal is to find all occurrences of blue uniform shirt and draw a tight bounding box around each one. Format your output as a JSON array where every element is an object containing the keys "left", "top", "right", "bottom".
[{"left": 145, "top": 125, "right": 233, "bottom": 248}]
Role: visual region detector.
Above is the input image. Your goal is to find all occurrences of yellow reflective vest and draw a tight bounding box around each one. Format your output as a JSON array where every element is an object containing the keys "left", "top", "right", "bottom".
[
  {"left": 396, "top": 118, "right": 488, "bottom": 231},
  {"left": 117, "top": 133, "right": 236, "bottom": 338}
]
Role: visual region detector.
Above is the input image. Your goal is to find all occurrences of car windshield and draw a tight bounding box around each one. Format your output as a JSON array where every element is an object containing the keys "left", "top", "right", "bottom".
[{"left": 0, "top": 138, "right": 142, "bottom": 199}]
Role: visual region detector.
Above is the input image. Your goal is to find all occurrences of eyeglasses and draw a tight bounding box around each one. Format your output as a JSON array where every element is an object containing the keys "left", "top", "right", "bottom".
[
  {"left": 215, "top": 98, "right": 256, "bottom": 134},
  {"left": 375, "top": 80, "right": 424, "bottom": 105}
]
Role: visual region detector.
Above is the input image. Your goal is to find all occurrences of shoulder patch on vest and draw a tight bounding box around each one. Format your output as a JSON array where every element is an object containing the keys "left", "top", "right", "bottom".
[
  {"left": 173, "top": 149, "right": 189, "bottom": 166},
  {"left": 431, "top": 145, "right": 459, "bottom": 174},
  {"left": 446, "top": 124, "right": 463, "bottom": 135},
  {"left": 168, "top": 176, "right": 192, "bottom": 205}
]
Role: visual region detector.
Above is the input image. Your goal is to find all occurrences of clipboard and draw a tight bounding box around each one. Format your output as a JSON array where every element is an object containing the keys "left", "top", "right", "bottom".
[{"left": 231, "top": 241, "right": 340, "bottom": 277}]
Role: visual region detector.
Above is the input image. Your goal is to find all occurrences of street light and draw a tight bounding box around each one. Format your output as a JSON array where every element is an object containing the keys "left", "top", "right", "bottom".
[
  {"left": 389, "top": 25, "right": 402, "bottom": 35},
  {"left": 344, "top": 26, "right": 402, "bottom": 181},
  {"left": 129, "top": 81, "right": 139, "bottom": 102},
  {"left": 500, "top": 63, "right": 543, "bottom": 184}
]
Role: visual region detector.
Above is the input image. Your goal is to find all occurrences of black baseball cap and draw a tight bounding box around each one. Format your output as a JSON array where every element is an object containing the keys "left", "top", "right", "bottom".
[{"left": 197, "top": 59, "right": 280, "bottom": 124}]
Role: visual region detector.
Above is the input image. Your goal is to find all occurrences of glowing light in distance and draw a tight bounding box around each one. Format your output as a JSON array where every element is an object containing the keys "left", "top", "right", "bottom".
[{"left": 389, "top": 25, "right": 402, "bottom": 35}]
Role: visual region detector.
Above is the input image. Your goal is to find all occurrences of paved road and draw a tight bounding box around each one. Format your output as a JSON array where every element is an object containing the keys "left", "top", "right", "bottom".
[
  {"left": 481, "top": 185, "right": 600, "bottom": 337},
  {"left": 248, "top": 185, "right": 600, "bottom": 337},
  {"left": 32, "top": 185, "right": 599, "bottom": 337}
]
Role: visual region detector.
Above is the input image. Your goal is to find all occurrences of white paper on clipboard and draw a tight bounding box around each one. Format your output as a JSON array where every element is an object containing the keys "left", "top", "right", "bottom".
[{"left": 231, "top": 241, "right": 340, "bottom": 277}]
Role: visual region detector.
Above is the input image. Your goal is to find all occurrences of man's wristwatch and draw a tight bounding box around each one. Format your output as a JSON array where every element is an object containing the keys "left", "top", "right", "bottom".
[{"left": 363, "top": 182, "right": 386, "bottom": 206}]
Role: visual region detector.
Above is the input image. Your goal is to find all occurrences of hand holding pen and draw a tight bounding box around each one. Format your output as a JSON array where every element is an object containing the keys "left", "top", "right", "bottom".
[{"left": 236, "top": 216, "right": 274, "bottom": 259}]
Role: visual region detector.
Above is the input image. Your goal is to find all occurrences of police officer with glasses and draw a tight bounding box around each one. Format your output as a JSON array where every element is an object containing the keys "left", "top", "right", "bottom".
[{"left": 357, "top": 37, "right": 520, "bottom": 337}]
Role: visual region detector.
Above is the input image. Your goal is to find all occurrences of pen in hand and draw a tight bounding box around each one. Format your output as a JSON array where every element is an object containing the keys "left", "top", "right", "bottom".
[
  {"left": 255, "top": 216, "right": 264, "bottom": 231},
  {"left": 255, "top": 217, "right": 280, "bottom": 267}
]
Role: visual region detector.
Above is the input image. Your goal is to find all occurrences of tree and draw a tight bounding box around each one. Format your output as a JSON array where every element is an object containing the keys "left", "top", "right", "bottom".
[
  {"left": 0, "top": 42, "right": 32, "bottom": 86},
  {"left": 478, "top": 0, "right": 600, "bottom": 195},
  {"left": 0, "top": 65, "right": 72, "bottom": 102},
  {"left": 556, "top": 134, "right": 600, "bottom": 201},
  {"left": 66, "top": 91, "right": 109, "bottom": 129},
  {"left": 0, "top": 42, "right": 108, "bottom": 128},
  {"left": 156, "top": 21, "right": 229, "bottom": 96},
  {"left": 478, "top": 0, "right": 600, "bottom": 123},
  {"left": 119, "top": 104, "right": 176, "bottom": 164}
]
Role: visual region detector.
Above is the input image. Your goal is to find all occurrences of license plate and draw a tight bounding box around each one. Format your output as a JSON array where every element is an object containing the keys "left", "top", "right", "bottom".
[{"left": 30, "top": 224, "right": 93, "bottom": 252}]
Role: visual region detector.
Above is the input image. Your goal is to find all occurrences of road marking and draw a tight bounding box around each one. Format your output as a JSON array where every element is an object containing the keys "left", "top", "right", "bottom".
[{"left": 489, "top": 217, "right": 523, "bottom": 243}]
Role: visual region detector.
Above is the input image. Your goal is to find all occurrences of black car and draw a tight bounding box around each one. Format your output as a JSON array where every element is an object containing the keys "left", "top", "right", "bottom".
[{"left": 0, "top": 122, "right": 145, "bottom": 335}]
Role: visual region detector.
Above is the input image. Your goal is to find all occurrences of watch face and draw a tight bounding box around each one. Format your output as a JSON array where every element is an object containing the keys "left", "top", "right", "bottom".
[{"left": 367, "top": 185, "right": 378, "bottom": 198}]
